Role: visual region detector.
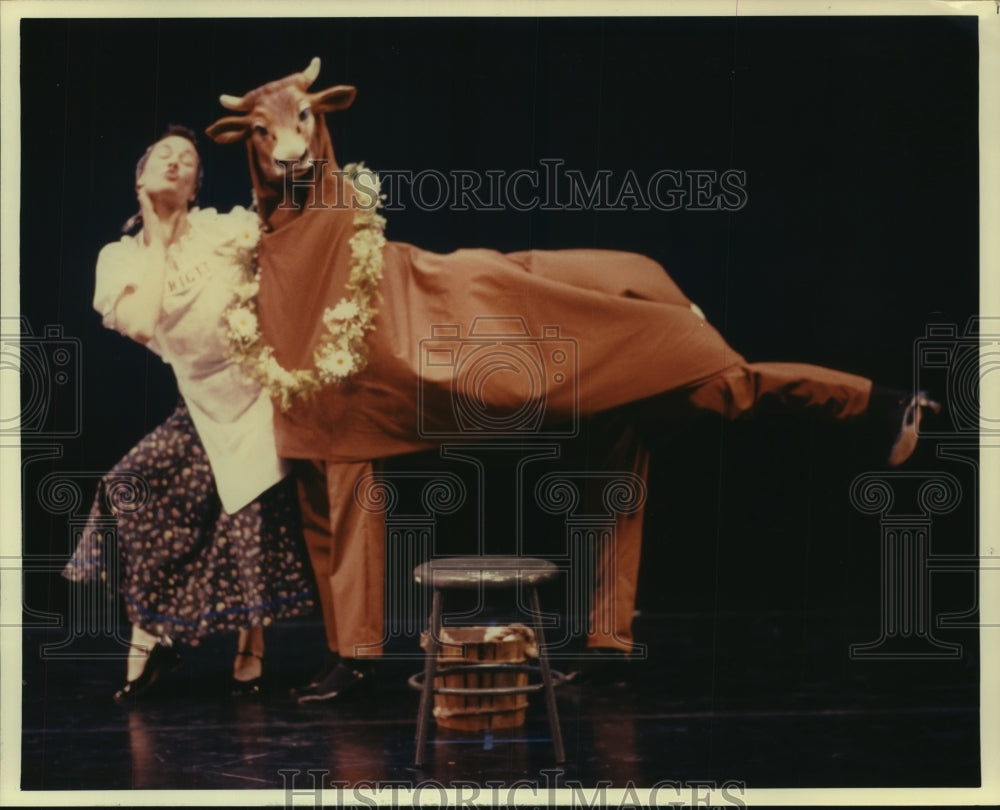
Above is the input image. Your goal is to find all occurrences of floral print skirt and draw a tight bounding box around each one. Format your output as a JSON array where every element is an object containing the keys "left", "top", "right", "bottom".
[{"left": 63, "top": 403, "right": 315, "bottom": 644}]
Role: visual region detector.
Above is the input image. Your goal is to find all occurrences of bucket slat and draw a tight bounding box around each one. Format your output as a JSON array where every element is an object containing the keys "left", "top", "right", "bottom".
[{"left": 427, "top": 625, "right": 534, "bottom": 730}]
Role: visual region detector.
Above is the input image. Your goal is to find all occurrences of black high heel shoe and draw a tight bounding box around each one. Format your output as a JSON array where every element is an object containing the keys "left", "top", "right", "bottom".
[
  {"left": 230, "top": 651, "right": 265, "bottom": 698},
  {"left": 113, "top": 643, "right": 181, "bottom": 704}
]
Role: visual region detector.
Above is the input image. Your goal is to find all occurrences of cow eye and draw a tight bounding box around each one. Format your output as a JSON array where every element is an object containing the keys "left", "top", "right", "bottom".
[
  {"left": 298, "top": 108, "right": 311, "bottom": 123},
  {"left": 253, "top": 125, "right": 269, "bottom": 138}
]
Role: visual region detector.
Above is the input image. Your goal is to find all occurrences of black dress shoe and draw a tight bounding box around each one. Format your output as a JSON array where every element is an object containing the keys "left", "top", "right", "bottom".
[
  {"left": 289, "top": 652, "right": 341, "bottom": 698},
  {"left": 231, "top": 651, "right": 265, "bottom": 698},
  {"left": 295, "top": 659, "right": 374, "bottom": 704},
  {"left": 113, "top": 643, "right": 181, "bottom": 704}
]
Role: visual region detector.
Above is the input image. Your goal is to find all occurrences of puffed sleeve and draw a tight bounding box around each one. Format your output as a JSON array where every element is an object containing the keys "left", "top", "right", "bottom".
[{"left": 92, "top": 238, "right": 140, "bottom": 332}]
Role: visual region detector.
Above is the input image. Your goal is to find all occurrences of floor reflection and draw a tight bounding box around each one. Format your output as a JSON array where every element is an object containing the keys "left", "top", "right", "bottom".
[{"left": 22, "top": 612, "right": 980, "bottom": 792}]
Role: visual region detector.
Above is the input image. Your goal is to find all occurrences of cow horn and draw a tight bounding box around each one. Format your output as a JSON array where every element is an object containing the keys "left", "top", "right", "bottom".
[
  {"left": 219, "top": 93, "right": 251, "bottom": 112},
  {"left": 299, "top": 57, "right": 321, "bottom": 88}
]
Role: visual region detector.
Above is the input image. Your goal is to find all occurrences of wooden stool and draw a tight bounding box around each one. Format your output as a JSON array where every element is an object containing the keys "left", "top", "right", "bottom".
[{"left": 409, "top": 556, "right": 566, "bottom": 765}]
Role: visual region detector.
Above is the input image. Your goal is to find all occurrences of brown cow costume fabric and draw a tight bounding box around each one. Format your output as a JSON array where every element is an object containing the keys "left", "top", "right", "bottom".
[{"left": 244, "top": 113, "right": 871, "bottom": 656}]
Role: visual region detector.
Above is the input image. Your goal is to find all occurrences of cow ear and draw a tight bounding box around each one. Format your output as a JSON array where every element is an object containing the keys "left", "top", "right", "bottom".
[
  {"left": 205, "top": 116, "right": 251, "bottom": 144},
  {"left": 310, "top": 85, "right": 357, "bottom": 114}
]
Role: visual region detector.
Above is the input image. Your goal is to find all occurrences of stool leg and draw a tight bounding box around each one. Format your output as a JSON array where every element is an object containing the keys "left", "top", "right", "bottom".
[
  {"left": 529, "top": 586, "right": 565, "bottom": 763},
  {"left": 414, "top": 588, "right": 443, "bottom": 767}
]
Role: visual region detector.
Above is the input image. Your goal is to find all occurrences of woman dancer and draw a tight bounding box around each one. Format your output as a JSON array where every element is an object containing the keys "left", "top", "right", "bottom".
[{"left": 64, "top": 126, "right": 314, "bottom": 702}]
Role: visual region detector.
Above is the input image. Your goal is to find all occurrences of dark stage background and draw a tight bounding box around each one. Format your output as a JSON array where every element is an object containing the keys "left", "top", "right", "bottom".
[{"left": 16, "top": 14, "right": 981, "bottom": 788}]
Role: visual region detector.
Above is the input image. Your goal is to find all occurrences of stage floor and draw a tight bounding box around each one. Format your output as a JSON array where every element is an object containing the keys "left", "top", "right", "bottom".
[{"left": 20, "top": 610, "right": 979, "bottom": 793}]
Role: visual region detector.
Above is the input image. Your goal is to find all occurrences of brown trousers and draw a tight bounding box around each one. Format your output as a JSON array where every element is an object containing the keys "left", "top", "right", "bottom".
[
  {"left": 297, "top": 360, "right": 872, "bottom": 657},
  {"left": 296, "top": 459, "right": 386, "bottom": 658}
]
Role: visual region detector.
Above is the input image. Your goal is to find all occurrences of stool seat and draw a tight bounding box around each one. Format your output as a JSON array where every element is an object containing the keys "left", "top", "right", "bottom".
[{"left": 413, "top": 556, "right": 559, "bottom": 589}]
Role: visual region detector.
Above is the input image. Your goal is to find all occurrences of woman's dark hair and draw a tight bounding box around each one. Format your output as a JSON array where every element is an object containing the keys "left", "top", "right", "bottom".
[{"left": 123, "top": 124, "right": 205, "bottom": 233}]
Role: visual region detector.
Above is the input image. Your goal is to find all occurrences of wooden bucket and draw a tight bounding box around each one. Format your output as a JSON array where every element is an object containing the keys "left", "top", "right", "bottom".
[{"left": 423, "top": 624, "right": 537, "bottom": 731}]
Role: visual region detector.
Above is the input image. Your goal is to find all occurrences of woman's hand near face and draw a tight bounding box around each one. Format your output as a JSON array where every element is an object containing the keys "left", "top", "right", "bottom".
[
  {"left": 137, "top": 184, "right": 183, "bottom": 250},
  {"left": 137, "top": 184, "right": 160, "bottom": 243},
  {"left": 113, "top": 184, "right": 176, "bottom": 343}
]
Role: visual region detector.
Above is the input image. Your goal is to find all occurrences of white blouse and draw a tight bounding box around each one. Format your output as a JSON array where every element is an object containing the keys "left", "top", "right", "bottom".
[{"left": 94, "top": 206, "right": 287, "bottom": 513}]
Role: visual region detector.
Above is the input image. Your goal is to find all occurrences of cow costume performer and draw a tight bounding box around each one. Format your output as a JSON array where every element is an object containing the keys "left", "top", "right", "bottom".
[{"left": 206, "top": 58, "right": 936, "bottom": 700}]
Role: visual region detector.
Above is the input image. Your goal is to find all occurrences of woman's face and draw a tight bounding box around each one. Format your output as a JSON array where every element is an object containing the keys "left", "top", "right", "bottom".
[{"left": 137, "top": 135, "right": 200, "bottom": 204}]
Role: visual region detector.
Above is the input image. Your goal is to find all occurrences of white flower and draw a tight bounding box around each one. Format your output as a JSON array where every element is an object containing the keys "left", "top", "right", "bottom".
[
  {"left": 235, "top": 279, "right": 260, "bottom": 300},
  {"left": 223, "top": 162, "right": 386, "bottom": 410},
  {"left": 276, "top": 366, "right": 300, "bottom": 389},
  {"left": 226, "top": 307, "right": 258, "bottom": 340},
  {"left": 261, "top": 355, "right": 300, "bottom": 389},
  {"left": 316, "top": 348, "right": 357, "bottom": 380},
  {"left": 325, "top": 299, "right": 360, "bottom": 322},
  {"left": 350, "top": 230, "right": 385, "bottom": 265},
  {"left": 232, "top": 221, "right": 261, "bottom": 249}
]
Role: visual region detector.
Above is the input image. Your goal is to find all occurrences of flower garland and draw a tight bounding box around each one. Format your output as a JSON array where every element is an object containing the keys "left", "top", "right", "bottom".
[{"left": 223, "top": 163, "right": 386, "bottom": 411}]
